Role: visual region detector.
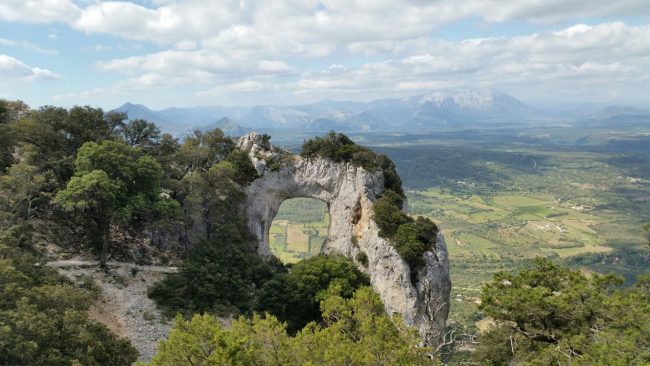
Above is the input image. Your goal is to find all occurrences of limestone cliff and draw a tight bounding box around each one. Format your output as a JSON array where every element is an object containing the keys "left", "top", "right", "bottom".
[{"left": 238, "top": 132, "right": 451, "bottom": 345}]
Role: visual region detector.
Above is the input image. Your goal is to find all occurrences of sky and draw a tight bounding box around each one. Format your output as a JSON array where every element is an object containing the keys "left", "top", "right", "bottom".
[{"left": 1, "top": 0, "right": 649, "bottom": 110}]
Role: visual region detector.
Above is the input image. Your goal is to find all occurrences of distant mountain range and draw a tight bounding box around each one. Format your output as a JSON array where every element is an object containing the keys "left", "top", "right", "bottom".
[{"left": 113, "top": 89, "right": 648, "bottom": 136}]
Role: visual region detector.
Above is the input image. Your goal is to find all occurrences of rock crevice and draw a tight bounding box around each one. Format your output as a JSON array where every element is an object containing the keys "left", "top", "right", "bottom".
[{"left": 238, "top": 132, "right": 451, "bottom": 345}]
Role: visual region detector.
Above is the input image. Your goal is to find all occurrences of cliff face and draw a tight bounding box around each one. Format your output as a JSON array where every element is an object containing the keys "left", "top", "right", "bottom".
[{"left": 238, "top": 132, "right": 451, "bottom": 345}]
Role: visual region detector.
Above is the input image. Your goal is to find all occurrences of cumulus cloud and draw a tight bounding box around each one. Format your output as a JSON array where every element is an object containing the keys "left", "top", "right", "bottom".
[
  {"left": 0, "top": 54, "right": 61, "bottom": 81},
  {"left": 4, "top": 1, "right": 650, "bottom": 104},
  {"left": 72, "top": 0, "right": 240, "bottom": 43},
  {"left": 288, "top": 22, "right": 650, "bottom": 100},
  {"left": 258, "top": 60, "right": 291, "bottom": 73},
  {"left": 0, "top": 0, "right": 80, "bottom": 23}
]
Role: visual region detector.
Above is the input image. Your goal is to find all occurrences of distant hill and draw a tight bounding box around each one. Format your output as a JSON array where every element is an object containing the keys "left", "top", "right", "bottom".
[
  {"left": 114, "top": 103, "right": 188, "bottom": 135},
  {"left": 571, "top": 105, "right": 650, "bottom": 129},
  {"left": 178, "top": 117, "right": 250, "bottom": 138},
  {"left": 112, "top": 89, "right": 567, "bottom": 135}
]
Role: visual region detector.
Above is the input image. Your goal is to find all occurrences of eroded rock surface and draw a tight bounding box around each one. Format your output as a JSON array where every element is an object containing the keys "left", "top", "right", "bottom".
[{"left": 238, "top": 132, "right": 451, "bottom": 345}]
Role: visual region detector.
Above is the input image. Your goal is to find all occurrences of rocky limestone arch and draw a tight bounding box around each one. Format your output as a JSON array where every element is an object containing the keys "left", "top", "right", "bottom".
[{"left": 238, "top": 132, "right": 451, "bottom": 346}]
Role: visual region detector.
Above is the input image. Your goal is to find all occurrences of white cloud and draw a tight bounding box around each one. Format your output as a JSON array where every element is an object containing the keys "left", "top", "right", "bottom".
[
  {"left": 198, "top": 80, "right": 269, "bottom": 96},
  {"left": 72, "top": 0, "right": 240, "bottom": 43},
  {"left": 0, "top": 54, "right": 61, "bottom": 80},
  {"left": 0, "top": 0, "right": 80, "bottom": 23},
  {"left": 258, "top": 60, "right": 290, "bottom": 73},
  {"left": 288, "top": 22, "right": 650, "bottom": 100},
  {"left": 0, "top": 38, "right": 58, "bottom": 55},
  {"left": 3, "top": 1, "right": 650, "bottom": 105}
]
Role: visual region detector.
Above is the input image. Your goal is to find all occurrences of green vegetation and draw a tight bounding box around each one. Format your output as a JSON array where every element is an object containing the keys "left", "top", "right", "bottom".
[
  {"left": 300, "top": 131, "right": 403, "bottom": 194},
  {"left": 152, "top": 244, "right": 369, "bottom": 334},
  {"left": 0, "top": 105, "right": 141, "bottom": 363},
  {"left": 55, "top": 140, "right": 179, "bottom": 266},
  {"left": 148, "top": 226, "right": 285, "bottom": 316},
  {"left": 0, "top": 247, "right": 138, "bottom": 365},
  {"left": 0, "top": 100, "right": 15, "bottom": 171},
  {"left": 373, "top": 189, "right": 439, "bottom": 274},
  {"left": 258, "top": 254, "right": 370, "bottom": 333},
  {"left": 357, "top": 132, "right": 650, "bottom": 339},
  {"left": 2, "top": 100, "right": 649, "bottom": 365},
  {"left": 474, "top": 258, "right": 649, "bottom": 365},
  {"left": 142, "top": 286, "right": 433, "bottom": 366},
  {"left": 0, "top": 104, "right": 259, "bottom": 363}
]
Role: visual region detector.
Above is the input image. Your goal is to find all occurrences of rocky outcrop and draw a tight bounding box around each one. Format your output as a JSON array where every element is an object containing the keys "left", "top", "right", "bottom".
[
  {"left": 238, "top": 132, "right": 451, "bottom": 345},
  {"left": 2, "top": 100, "right": 31, "bottom": 122}
]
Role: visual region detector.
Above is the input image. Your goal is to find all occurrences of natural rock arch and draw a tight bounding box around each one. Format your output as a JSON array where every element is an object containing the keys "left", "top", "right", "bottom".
[{"left": 238, "top": 132, "right": 451, "bottom": 346}]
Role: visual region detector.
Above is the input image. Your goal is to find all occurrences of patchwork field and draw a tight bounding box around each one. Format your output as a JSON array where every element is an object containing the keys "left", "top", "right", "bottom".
[
  {"left": 270, "top": 198, "right": 330, "bottom": 263},
  {"left": 408, "top": 188, "right": 615, "bottom": 260}
]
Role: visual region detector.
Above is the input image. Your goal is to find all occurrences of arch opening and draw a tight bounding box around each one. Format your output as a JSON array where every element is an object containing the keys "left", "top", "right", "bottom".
[{"left": 269, "top": 197, "right": 330, "bottom": 264}]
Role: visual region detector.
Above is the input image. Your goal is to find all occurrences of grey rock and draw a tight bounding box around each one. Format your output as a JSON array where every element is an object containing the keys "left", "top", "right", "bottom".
[{"left": 238, "top": 132, "right": 451, "bottom": 345}]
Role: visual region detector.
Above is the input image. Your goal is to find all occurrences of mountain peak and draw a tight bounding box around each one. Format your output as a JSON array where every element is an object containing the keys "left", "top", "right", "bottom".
[{"left": 116, "top": 102, "right": 153, "bottom": 112}]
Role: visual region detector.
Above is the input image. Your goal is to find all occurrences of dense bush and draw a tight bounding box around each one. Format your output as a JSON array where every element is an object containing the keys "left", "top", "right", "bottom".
[
  {"left": 373, "top": 189, "right": 411, "bottom": 237},
  {"left": 300, "top": 131, "right": 403, "bottom": 195},
  {"left": 474, "top": 258, "right": 650, "bottom": 365},
  {"left": 0, "top": 232, "right": 138, "bottom": 365},
  {"left": 143, "top": 287, "right": 434, "bottom": 366},
  {"left": 148, "top": 221, "right": 285, "bottom": 316},
  {"left": 258, "top": 254, "right": 370, "bottom": 333},
  {"left": 373, "top": 189, "right": 439, "bottom": 277},
  {"left": 223, "top": 149, "right": 258, "bottom": 186},
  {"left": 149, "top": 215, "right": 369, "bottom": 333}
]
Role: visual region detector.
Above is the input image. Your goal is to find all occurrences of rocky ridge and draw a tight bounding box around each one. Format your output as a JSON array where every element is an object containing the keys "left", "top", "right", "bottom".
[{"left": 238, "top": 132, "right": 451, "bottom": 345}]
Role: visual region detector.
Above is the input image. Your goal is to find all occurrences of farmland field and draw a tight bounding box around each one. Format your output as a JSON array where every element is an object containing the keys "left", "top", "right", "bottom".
[{"left": 270, "top": 198, "right": 329, "bottom": 263}]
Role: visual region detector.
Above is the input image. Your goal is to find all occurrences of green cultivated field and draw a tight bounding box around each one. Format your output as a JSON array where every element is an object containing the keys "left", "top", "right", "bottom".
[
  {"left": 270, "top": 198, "right": 329, "bottom": 263},
  {"left": 369, "top": 129, "right": 650, "bottom": 337}
]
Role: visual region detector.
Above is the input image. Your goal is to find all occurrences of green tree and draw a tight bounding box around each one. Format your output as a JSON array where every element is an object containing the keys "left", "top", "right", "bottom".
[
  {"left": 0, "top": 234, "right": 138, "bottom": 365},
  {"left": 223, "top": 149, "right": 258, "bottom": 186},
  {"left": 0, "top": 161, "right": 51, "bottom": 248},
  {"left": 0, "top": 101, "right": 15, "bottom": 171},
  {"left": 0, "top": 99, "right": 7, "bottom": 123},
  {"left": 11, "top": 106, "right": 127, "bottom": 183},
  {"left": 175, "top": 129, "right": 235, "bottom": 174},
  {"left": 54, "top": 140, "right": 177, "bottom": 266},
  {"left": 118, "top": 119, "right": 160, "bottom": 147},
  {"left": 260, "top": 254, "right": 370, "bottom": 333},
  {"left": 474, "top": 258, "right": 650, "bottom": 365},
  {"left": 180, "top": 161, "right": 242, "bottom": 239},
  {"left": 143, "top": 286, "right": 434, "bottom": 366}
]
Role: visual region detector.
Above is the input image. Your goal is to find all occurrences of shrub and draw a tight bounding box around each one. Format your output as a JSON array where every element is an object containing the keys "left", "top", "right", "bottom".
[
  {"left": 373, "top": 190, "right": 438, "bottom": 279},
  {"left": 148, "top": 222, "right": 286, "bottom": 317},
  {"left": 373, "top": 190, "right": 412, "bottom": 238},
  {"left": 393, "top": 223, "right": 427, "bottom": 270},
  {"left": 256, "top": 254, "right": 370, "bottom": 333},
  {"left": 300, "top": 131, "right": 400, "bottom": 175},
  {"left": 223, "top": 149, "right": 258, "bottom": 186},
  {"left": 356, "top": 251, "right": 369, "bottom": 267}
]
